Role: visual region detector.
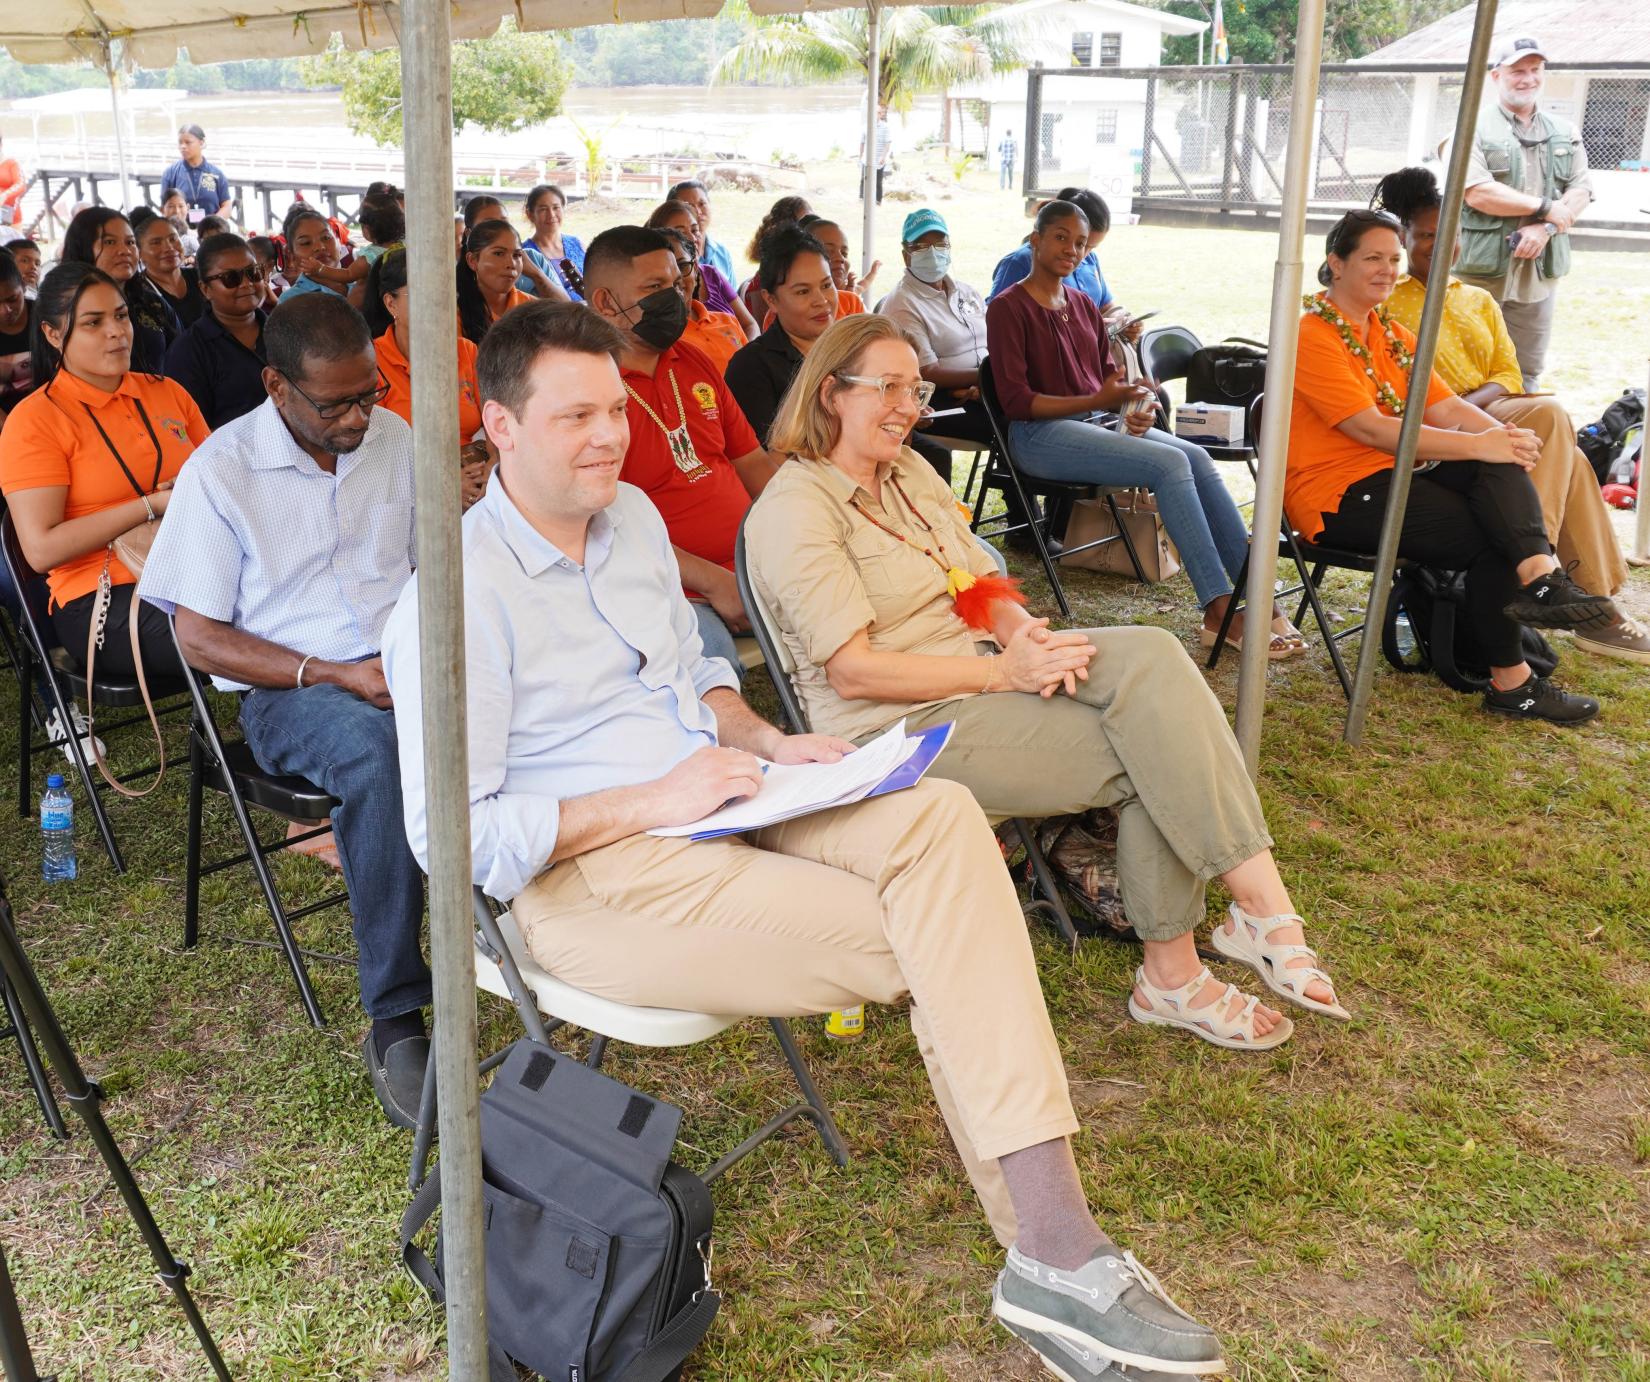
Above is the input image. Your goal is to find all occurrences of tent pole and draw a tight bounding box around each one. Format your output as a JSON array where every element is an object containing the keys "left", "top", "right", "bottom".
[
  {"left": 1231, "top": 0, "right": 1326, "bottom": 773},
  {"left": 861, "top": 0, "right": 882, "bottom": 277},
  {"left": 1343, "top": 0, "right": 1500, "bottom": 745},
  {"left": 105, "top": 41, "right": 133, "bottom": 209},
  {"left": 401, "top": 0, "right": 487, "bottom": 1376},
  {"left": 1634, "top": 352, "right": 1650, "bottom": 563}
]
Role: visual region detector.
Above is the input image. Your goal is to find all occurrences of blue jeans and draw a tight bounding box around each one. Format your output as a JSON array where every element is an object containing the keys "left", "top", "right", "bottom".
[
  {"left": 239, "top": 682, "right": 431, "bottom": 1021},
  {"left": 691, "top": 601, "right": 744, "bottom": 683},
  {"left": 1000, "top": 163, "right": 1014, "bottom": 189},
  {"left": 1009, "top": 419, "right": 1251, "bottom": 608}
]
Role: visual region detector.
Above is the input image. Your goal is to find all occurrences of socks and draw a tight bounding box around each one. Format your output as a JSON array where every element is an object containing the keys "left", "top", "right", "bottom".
[
  {"left": 998, "top": 1138, "right": 1115, "bottom": 1270},
  {"left": 371, "top": 1010, "right": 425, "bottom": 1054}
]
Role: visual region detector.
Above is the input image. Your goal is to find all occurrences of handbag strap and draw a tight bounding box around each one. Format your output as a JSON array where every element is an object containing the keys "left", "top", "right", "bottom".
[
  {"left": 82, "top": 557, "right": 166, "bottom": 798},
  {"left": 615, "top": 1288, "right": 722, "bottom": 1382}
]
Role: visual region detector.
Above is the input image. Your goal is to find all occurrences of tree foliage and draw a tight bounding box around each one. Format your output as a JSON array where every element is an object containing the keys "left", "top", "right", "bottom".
[
  {"left": 300, "top": 18, "right": 571, "bottom": 147},
  {"left": 712, "top": 3, "right": 1041, "bottom": 114},
  {"left": 1158, "top": 0, "right": 1475, "bottom": 64}
]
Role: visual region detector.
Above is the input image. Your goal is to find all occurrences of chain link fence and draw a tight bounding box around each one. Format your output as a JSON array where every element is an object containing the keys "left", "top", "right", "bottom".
[{"left": 1024, "top": 62, "right": 1650, "bottom": 229}]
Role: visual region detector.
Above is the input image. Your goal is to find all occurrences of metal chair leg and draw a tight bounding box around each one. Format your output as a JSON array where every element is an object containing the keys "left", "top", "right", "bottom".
[
  {"left": 766, "top": 1018, "right": 848, "bottom": 1166},
  {"left": 407, "top": 1050, "right": 439, "bottom": 1193},
  {"left": 1104, "top": 492, "right": 1150, "bottom": 584},
  {"left": 183, "top": 729, "right": 204, "bottom": 950},
  {"left": 2, "top": 974, "right": 66, "bottom": 1139},
  {"left": 45, "top": 669, "right": 125, "bottom": 874},
  {"left": 585, "top": 1034, "right": 609, "bottom": 1070},
  {"left": 1208, "top": 554, "right": 1249, "bottom": 670},
  {"left": 1013, "top": 819, "right": 1080, "bottom": 948}
]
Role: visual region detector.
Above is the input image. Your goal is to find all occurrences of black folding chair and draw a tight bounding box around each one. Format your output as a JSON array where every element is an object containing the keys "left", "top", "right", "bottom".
[
  {"left": 1139, "top": 325, "right": 1257, "bottom": 470},
  {"left": 734, "top": 519, "right": 1087, "bottom": 949},
  {"left": 2, "top": 511, "right": 189, "bottom": 873},
  {"left": 1207, "top": 394, "right": 1404, "bottom": 699},
  {"left": 169, "top": 615, "right": 349, "bottom": 1030},
  {"left": 408, "top": 885, "right": 851, "bottom": 1193},
  {"left": 971, "top": 355, "right": 1148, "bottom": 619},
  {"left": 1, "top": 969, "right": 66, "bottom": 1139}
]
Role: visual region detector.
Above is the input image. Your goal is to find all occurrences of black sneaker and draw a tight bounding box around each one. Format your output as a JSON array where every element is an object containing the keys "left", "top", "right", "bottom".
[
  {"left": 1503, "top": 566, "right": 1615, "bottom": 631},
  {"left": 1483, "top": 674, "right": 1599, "bottom": 726}
]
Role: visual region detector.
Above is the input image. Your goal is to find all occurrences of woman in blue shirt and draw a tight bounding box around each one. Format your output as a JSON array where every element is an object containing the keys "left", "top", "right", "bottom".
[
  {"left": 161, "top": 125, "right": 234, "bottom": 225},
  {"left": 521, "top": 184, "right": 585, "bottom": 300}
]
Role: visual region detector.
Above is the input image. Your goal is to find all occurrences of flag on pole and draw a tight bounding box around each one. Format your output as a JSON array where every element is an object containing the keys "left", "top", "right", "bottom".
[{"left": 1212, "top": 0, "right": 1230, "bottom": 64}]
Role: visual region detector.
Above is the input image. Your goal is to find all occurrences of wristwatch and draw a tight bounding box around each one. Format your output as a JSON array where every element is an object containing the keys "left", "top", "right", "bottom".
[{"left": 1542, "top": 221, "right": 1558, "bottom": 237}]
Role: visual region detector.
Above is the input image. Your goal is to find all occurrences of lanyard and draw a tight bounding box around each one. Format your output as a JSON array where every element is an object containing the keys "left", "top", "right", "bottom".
[{"left": 82, "top": 398, "right": 164, "bottom": 499}]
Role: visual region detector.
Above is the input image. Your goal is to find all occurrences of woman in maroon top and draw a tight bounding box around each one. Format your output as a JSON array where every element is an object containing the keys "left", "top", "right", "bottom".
[{"left": 987, "top": 200, "right": 1302, "bottom": 654}]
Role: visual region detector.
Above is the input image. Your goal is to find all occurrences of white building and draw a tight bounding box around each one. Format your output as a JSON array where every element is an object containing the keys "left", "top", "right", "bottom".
[{"left": 952, "top": 0, "right": 1208, "bottom": 197}]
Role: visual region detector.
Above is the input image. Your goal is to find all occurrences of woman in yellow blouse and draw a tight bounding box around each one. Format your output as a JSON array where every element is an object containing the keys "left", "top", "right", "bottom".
[{"left": 1377, "top": 167, "right": 1643, "bottom": 662}]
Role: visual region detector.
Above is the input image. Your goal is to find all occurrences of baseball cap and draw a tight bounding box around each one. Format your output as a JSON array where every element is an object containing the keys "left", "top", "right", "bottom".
[
  {"left": 1491, "top": 35, "right": 1547, "bottom": 68},
  {"left": 901, "top": 208, "right": 948, "bottom": 243}
]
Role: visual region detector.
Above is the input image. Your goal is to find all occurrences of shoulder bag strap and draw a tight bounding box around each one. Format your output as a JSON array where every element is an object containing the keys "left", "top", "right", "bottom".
[
  {"left": 79, "top": 398, "right": 168, "bottom": 797},
  {"left": 614, "top": 1289, "right": 722, "bottom": 1382}
]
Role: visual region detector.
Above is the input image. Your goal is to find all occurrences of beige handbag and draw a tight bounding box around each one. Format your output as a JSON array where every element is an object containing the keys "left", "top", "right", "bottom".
[
  {"left": 79, "top": 400, "right": 169, "bottom": 797},
  {"left": 1059, "top": 489, "right": 1181, "bottom": 582}
]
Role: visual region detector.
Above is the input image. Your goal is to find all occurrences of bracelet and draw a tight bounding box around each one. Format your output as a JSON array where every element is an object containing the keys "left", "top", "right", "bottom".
[
  {"left": 140, "top": 493, "right": 156, "bottom": 523},
  {"left": 295, "top": 654, "right": 315, "bottom": 689},
  {"left": 1536, "top": 197, "right": 1552, "bottom": 219},
  {"left": 982, "top": 654, "right": 999, "bottom": 694}
]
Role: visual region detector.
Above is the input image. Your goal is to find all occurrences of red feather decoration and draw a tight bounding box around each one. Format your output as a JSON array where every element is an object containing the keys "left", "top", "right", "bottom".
[{"left": 947, "top": 567, "right": 1026, "bottom": 632}]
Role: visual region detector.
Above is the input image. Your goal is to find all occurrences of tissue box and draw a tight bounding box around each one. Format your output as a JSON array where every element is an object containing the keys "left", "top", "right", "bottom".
[{"left": 1174, "top": 403, "right": 1246, "bottom": 447}]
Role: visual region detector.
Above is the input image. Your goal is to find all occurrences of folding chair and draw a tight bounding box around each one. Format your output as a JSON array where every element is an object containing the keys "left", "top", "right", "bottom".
[
  {"left": 1206, "top": 394, "right": 1402, "bottom": 699},
  {"left": 1139, "top": 325, "right": 1256, "bottom": 469},
  {"left": 972, "top": 355, "right": 1148, "bottom": 619},
  {"left": 733, "top": 520, "right": 1083, "bottom": 949},
  {"left": 169, "top": 615, "right": 350, "bottom": 1030},
  {"left": 2, "top": 511, "right": 190, "bottom": 874},
  {"left": 2, "top": 970, "right": 66, "bottom": 1139},
  {"left": 408, "top": 886, "right": 850, "bottom": 1192}
]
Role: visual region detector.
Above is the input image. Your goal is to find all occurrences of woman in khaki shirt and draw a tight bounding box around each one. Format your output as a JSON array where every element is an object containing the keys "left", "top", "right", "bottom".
[{"left": 746, "top": 315, "right": 1348, "bottom": 1050}]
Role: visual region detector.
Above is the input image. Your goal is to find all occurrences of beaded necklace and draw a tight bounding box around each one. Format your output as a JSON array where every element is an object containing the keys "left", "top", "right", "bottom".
[
  {"left": 1302, "top": 292, "right": 1415, "bottom": 416},
  {"left": 624, "top": 368, "right": 706, "bottom": 477},
  {"left": 847, "top": 470, "right": 1024, "bottom": 631}
]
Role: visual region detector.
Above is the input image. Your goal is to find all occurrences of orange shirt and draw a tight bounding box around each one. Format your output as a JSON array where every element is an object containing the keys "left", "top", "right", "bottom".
[
  {"left": 375, "top": 328, "right": 483, "bottom": 441},
  {"left": 489, "top": 288, "right": 536, "bottom": 324},
  {"left": 0, "top": 371, "right": 208, "bottom": 607},
  {"left": 1286, "top": 309, "right": 1454, "bottom": 541},
  {"left": 680, "top": 301, "right": 745, "bottom": 376},
  {"left": 762, "top": 287, "right": 863, "bottom": 331}
]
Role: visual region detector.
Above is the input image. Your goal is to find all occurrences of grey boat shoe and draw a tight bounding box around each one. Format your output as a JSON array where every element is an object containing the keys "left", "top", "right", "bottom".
[
  {"left": 993, "top": 1245, "right": 1225, "bottom": 1376},
  {"left": 999, "top": 1309, "right": 1212, "bottom": 1381}
]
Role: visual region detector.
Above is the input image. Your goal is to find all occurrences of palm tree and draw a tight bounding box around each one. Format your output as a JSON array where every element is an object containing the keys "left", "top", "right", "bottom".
[{"left": 712, "top": 4, "right": 1041, "bottom": 135}]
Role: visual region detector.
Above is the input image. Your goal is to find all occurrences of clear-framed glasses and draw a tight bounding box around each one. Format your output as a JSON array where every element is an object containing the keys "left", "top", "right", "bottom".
[
  {"left": 278, "top": 368, "right": 393, "bottom": 420},
  {"left": 835, "top": 373, "right": 936, "bottom": 409}
]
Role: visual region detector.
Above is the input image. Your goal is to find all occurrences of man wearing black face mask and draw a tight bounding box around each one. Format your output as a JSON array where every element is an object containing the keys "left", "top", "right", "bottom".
[{"left": 584, "top": 226, "right": 780, "bottom": 676}]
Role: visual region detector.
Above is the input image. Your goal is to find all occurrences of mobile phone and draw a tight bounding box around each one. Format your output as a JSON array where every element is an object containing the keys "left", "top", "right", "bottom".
[{"left": 1126, "top": 310, "right": 1159, "bottom": 324}]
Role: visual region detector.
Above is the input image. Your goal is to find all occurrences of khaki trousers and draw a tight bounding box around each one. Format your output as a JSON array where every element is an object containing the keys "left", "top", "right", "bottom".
[
  {"left": 902, "top": 626, "right": 1273, "bottom": 943},
  {"left": 511, "top": 777, "right": 1076, "bottom": 1249},
  {"left": 1488, "top": 394, "right": 1627, "bottom": 597}
]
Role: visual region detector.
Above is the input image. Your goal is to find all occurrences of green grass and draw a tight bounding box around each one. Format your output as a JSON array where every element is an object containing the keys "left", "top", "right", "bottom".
[{"left": 2, "top": 154, "right": 1648, "bottom": 1379}]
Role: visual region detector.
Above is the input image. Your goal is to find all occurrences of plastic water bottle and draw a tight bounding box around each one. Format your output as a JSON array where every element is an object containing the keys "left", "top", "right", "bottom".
[
  {"left": 825, "top": 1006, "right": 865, "bottom": 1040},
  {"left": 1394, "top": 611, "right": 1417, "bottom": 660},
  {"left": 40, "top": 774, "right": 77, "bottom": 883}
]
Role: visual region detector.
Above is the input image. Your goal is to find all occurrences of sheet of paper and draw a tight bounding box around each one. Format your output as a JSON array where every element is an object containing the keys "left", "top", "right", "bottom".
[{"left": 648, "top": 720, "right": 915, "bottom": 838}]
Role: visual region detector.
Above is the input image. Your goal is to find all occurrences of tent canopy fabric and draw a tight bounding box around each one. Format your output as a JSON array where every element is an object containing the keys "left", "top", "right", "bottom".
[{"left": 0, "top": 0, "right": 724, "bottom": 68}]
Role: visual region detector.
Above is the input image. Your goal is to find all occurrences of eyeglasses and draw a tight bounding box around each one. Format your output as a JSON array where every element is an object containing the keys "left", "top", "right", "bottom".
[
  {"left": 278, "top": 369, "right": 393, "bottom": 420},
  {"left": 835, "top": 374, "right": 936, "bottom": 409},
  {"left": 201, "top": 264, "right": 266, "bottom": 289}
]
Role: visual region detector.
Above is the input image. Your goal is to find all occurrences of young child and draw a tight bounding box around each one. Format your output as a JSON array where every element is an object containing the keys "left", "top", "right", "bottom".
[
  {"left": 304, "top": 195, "right": 404, "bottom": 300},
  {"left": 248, "top": 235, "right": 287, "bottom": 307}
]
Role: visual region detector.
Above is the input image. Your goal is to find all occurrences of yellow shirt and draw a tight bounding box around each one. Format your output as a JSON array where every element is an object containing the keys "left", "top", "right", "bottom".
[{"left": 1386, "top": 275, "right": 1523, "bottom": 399}]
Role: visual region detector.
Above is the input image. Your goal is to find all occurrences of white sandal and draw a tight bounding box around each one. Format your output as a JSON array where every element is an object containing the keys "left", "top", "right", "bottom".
[
  {"left": 1127, "top": 965, "right": 1293, "bottom": 1051},
  {"left": 1213, "top": 903, "right": 1350, "bottom": 1021}
]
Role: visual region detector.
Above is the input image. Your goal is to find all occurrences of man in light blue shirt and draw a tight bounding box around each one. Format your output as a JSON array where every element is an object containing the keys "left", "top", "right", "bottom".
[
  {"left": 379, "top": 302, "right": 1230, "bottom": 1381},
  {"left": 140, "top": 292, "right": 432, "bottom": 1130}
]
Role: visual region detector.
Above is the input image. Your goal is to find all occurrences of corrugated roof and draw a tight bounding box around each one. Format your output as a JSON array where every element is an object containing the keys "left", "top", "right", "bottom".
[{"left": 1356, "top": 0, "right": 1650, "bottom": 65}]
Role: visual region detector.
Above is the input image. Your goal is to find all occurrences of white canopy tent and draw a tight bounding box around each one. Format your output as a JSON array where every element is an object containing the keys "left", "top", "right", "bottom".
[{"left": 3, "top": 0, "right": 1507, "bottom": 1372}]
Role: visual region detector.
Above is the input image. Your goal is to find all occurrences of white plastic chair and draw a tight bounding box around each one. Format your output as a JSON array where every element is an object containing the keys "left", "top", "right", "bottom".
[{"left": 408, "top": 888, "right": 850, "bottom": 1190}]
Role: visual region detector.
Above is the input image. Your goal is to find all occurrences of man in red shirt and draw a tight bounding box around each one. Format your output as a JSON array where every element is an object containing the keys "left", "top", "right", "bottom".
[
  {"left": 583, "top": 225, "right": 779, "bottom": 677},
  {"left": 0, "top": 137, "right": 27, "bottom": 228}
]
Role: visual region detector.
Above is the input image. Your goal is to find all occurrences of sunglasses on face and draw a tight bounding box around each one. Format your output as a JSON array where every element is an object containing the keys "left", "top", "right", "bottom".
[{"left": 202, "top": 265, "right": 267, "bottom": 289}]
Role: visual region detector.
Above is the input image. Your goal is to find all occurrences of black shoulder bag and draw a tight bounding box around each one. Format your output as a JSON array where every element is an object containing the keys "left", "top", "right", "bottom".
[{"left": 401, "top": 1039, "right": 720, "bottom": 1382}]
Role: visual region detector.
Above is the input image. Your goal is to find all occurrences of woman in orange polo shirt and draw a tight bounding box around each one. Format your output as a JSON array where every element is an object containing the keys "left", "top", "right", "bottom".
[
  {"left": 366, "top": 247, "right": 491, "bottom": 510},
  {"left": 1287, "top": 209, "right": 1616, "bottom": 725},
  {"left": 0, "top": 263, "right": 208, "bottom": 678},
  {"left": 456, "top": 220, "right": 535, "bottom": 346},
  {"left": 655, "top": 228, "right": 744, "bottom": 375}
]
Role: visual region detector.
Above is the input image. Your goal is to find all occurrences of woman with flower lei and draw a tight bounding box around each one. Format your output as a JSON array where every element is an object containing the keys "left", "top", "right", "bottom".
[{"left": 1284, "top": 208, "right": 1617, "bottom": 725}]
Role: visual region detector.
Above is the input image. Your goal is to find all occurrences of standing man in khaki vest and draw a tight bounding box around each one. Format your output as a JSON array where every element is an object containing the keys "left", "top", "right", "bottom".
[{"left": 1455, "top": 36, "right": 1592, "bottom": 390}]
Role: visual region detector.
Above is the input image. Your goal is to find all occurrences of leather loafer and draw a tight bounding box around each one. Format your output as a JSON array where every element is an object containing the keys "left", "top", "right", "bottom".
[{"left": 362, "top": 1031, "right": 430, "bottom": 1131}]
